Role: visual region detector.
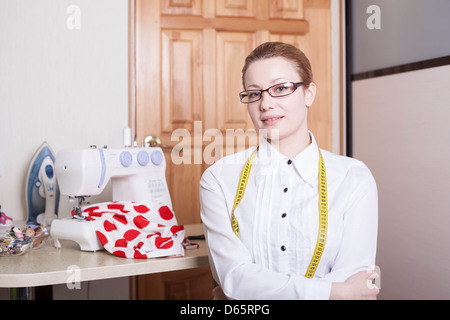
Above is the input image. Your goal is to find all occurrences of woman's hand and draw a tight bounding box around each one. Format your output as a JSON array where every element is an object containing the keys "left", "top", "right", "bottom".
[{"left": 330, "top": 270, "right": 380, "bottom": 300}]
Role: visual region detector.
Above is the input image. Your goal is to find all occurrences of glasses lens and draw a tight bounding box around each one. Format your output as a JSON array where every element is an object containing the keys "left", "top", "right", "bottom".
[
  {"left": 240, "top": 91, "right": 261, "bottom": 103},
  {"left": 269, "top": 83, "right": 295, "bottom": 97}
]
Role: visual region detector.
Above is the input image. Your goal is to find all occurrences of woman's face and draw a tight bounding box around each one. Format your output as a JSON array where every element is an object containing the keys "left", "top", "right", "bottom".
[{"left": 243, "top": 57, "right": 316, "bottom": 144}]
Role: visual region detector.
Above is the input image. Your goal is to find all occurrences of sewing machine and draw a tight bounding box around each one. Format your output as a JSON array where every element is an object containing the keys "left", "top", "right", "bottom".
[{"left": 50, "top": 146, "right": 172, "bottom": 251}]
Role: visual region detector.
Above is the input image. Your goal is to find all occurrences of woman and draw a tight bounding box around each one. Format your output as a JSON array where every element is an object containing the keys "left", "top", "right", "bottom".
[{"left": 200, "top": 42, "right": 379, "bottom": 300}]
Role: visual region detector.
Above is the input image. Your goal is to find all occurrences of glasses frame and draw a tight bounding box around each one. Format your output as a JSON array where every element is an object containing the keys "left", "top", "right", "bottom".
[{"left": 239, "top": 81, "right": 305, "bottom": 104}]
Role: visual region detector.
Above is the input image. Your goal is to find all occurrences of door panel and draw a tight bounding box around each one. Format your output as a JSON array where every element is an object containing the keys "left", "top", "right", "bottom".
[
  {"left": 216, "top": 0, "right": 256, "bottom": 17},
  {"left": 270, "top": 0, "right": 304, "bottom": 19},
  {"left": 161, "top": 29, "right": 203, "bottom": 133},
  {"left": 162, "top": 0, "right": 202, "bottom": 16},
  {"left": 216, "top": 32, "right": 255, "bottom": 131}
]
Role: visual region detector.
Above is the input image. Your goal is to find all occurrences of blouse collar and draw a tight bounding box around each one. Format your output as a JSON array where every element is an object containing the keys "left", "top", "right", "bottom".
[{"left": 255, "top": 131, "right": 320, "bottom": 188}]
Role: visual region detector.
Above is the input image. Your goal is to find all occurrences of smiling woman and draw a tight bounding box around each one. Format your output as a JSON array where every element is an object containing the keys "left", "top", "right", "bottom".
[
  {"left": 243, "top": 56, "right": 314, "bottom": 158},
  {"left": 240, "top": 43, "right": 318, "bottom": 159},
  {"left": 200, "top": 42, "right": 380, "bottom": 300}
]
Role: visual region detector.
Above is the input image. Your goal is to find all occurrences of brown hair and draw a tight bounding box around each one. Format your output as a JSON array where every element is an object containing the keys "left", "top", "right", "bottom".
[{"left": 242, "top": 42, "right": 313, "bottom": 89}]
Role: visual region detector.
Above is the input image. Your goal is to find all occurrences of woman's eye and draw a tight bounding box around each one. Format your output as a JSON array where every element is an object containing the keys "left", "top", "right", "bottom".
[{"left": 275, "top": 84, "right": 289, "bottom": 92}]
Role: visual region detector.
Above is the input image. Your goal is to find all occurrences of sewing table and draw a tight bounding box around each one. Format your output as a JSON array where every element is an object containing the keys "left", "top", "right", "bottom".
[{"left": 0, "top": 224, "right": 209, "bottom": 299}]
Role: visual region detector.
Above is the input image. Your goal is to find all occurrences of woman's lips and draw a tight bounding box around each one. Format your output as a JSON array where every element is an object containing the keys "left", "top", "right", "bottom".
[{"left": 261, "top": 116, "right": 284, "bottom": 125}]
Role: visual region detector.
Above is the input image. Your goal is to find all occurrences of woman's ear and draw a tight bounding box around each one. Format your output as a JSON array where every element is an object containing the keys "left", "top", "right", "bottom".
[{"left": 304, "top": 82, "right": 317, "bottom": 108}]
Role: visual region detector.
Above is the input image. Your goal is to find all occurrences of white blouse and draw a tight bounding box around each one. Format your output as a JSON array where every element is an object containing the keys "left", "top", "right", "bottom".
[{"left": 200, "top": 132, "right": 378, "bottom": 300}]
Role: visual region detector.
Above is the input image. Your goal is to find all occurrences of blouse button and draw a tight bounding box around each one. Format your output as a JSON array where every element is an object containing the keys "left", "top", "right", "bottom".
[
  {"left": 281, "top": 213, "right": 287, "bottom": 218},
  {"left": 287, "top": 159, "right": 292, "bottom": 165},
  {"left": 281, "top": 245, "right": 286, "bottom": 252},
  {"left": 283, "top": 187, "right": 288, "bottom": 193}
]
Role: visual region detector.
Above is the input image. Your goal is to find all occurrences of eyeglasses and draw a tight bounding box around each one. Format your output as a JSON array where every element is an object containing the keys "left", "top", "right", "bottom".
[{"left": 239, "top": 82, "right": 305, "bottom": 104}]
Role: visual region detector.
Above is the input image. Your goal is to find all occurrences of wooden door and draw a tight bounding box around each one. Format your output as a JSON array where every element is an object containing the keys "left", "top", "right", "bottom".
[{"left": 134, "top": 0, "right": 332, "bottom": 300}]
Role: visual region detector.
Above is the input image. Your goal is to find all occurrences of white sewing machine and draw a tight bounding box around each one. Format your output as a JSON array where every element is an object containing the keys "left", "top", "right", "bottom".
[{"left": 50, "top": 146, "right": 172, "bottom": 251}]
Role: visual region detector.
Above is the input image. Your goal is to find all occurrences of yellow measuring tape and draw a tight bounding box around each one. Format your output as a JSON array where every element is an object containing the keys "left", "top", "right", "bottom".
[
  {"left": 230, "top": 148, "right": 328, "bottom": 279},
  {"left": 230, "top": 149, "right": 257, "bottom": 237}
]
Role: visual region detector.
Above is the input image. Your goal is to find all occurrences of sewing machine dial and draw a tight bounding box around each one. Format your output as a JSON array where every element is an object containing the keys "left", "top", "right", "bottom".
[
  {"left": 137, "top": 151, "right": 149, "bottom": 166},
  {"left": 119, "top": 151, "right": 133, "bottom": 167},
  {"left": 150, "top": 150, "right": 163, "bottom": 165},
  {"left": 119, "top": 150, "right": 163, "bottom": 168}
]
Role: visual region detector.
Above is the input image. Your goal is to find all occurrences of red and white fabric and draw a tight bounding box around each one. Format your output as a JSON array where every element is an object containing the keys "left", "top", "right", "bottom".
[{"left": 73, "top": 201, "right": 185, "bottom": 259}]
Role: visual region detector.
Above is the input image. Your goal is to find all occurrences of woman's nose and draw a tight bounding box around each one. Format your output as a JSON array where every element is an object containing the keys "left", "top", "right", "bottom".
[{"left": 259, "top": 91, "right": 274, "bottom": 111}]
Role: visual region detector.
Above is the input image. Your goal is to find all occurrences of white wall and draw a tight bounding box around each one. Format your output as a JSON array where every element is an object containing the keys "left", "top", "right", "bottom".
[
  {"left": 350, "top": 0, "right": 450, "bottom": 299},
  {"left": 0, "top": 0, "right": 129, "bottom": 299},
  {"left": 0, "top": 0, "right": 129, "bottom": 221},
  {"left": 353, "top": 65, "right": 450, "bottom": 299}
]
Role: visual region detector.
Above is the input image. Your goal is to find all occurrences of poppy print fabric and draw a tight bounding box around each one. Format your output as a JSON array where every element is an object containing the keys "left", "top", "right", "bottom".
[{"left": 72, "top": 201, "right": 185, "bottom": 259}]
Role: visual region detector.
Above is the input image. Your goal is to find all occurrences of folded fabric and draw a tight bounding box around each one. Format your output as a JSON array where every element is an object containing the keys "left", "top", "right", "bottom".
[
  {"left": 0, "top": 211, "right": 13, "bottom": 226},
  {"left": 74, "top": 201, "right": 185, "bottom": 259}
]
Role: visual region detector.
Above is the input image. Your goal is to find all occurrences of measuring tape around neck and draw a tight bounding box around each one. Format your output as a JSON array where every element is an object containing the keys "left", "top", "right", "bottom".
[{"left": 230, "top": 147, "right": 328, "bottom": 279}]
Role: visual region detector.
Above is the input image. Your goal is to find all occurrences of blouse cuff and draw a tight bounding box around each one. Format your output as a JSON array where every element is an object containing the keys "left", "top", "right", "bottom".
[{"left": 301, "top": 278, "right": 332, "bottom": 300}]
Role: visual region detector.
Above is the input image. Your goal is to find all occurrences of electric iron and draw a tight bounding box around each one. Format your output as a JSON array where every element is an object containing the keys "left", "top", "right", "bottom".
[{"left": 25, "top": 142, "right": 60, "bottom": 226}]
